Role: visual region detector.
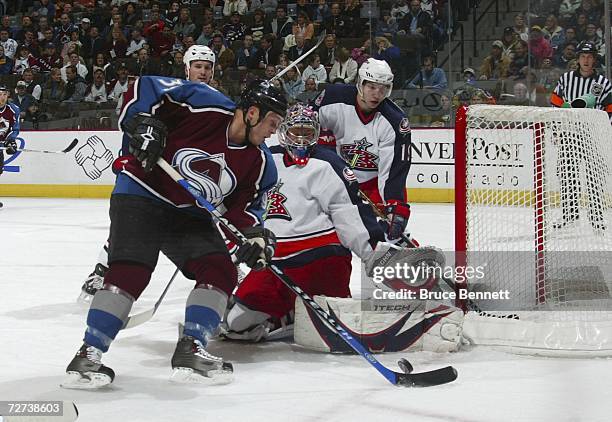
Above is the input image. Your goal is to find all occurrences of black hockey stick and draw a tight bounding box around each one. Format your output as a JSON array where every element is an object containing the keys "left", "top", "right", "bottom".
[
  {"left": 1, "top": 138, "right": 79, "bottom": 154},
  {"left": 157, "top": 157, "right": 457, "bottom": 387},
  {"left": 123, "top": 268, "right": 180, "bottom": 329}
]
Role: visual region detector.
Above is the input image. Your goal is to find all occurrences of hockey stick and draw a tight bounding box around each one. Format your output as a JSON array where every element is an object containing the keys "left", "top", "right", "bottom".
[
  {"left": 157, "top": 157, "right": 457, "bottom": 387},
  {"left": 269, "top": 30, "right": 327, "bottom": 83},
  {"left": 0, "top": 138, "right": 79, "bottom": 154},
  {"left": 124, "top": 268, "right": 180, "bottom": 329}
]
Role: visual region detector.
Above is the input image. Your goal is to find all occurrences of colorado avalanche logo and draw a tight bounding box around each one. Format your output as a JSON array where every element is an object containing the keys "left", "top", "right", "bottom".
[
  {"left": 341, "top": 138, "right": 378, "bottom": 171},
  {"left": 0, "top": 117, "right": 9, "bottom": 138},
  {"left": 265, "top": 181, "right": 291, "bottom": 221},
  {"left": 173, "top": 148, "right": 237, "bottom": 206}
]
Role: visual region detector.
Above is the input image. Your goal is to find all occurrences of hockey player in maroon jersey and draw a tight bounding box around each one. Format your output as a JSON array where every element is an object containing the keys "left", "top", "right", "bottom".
[
  {"left": 0, "top": 84, "right": 21, "bottom": 208},
  {"left": 62, "top": 77, "right": 288, "bottom": 389},
  {"left": 312, "top": 58, "right": 412, "bottom": 242},
  {"left": 223, "top": 103, "right": 387, "bottom": 341},
  {"left": 78, "top": 45, "right": 218, "bottom": 303}
]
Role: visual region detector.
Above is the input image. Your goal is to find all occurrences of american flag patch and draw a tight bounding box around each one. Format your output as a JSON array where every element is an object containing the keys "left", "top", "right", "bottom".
[{"left": 342, "top": 167, "right": 357, "bottom": 182}]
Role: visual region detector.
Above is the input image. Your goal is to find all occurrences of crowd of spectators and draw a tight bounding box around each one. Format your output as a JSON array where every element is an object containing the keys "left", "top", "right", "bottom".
[
  {"left": 471, "top": 1, "right": 608, "bottom": 107},
  {"left": 0, "top": 0, "right": 454, "bottom": 127},
  {"left": 0, "top": 0, "right": 607, "bottom": 128}
]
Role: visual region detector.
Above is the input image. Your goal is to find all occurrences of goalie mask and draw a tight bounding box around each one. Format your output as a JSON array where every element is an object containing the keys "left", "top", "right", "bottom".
[
  {"left": 357, "top": 58, "right": 394, "bottom": 99},
  {"left": 278, "top": 103, "right": 320, "bottom": 166}
]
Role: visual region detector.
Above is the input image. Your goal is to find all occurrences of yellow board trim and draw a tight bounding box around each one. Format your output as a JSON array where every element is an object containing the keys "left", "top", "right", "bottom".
[
  {"left": 0, "top": 184, "right": 114, "bottom": 198},
  {"left": 407, "top": 188, "right": 455, "bottom": 203}
]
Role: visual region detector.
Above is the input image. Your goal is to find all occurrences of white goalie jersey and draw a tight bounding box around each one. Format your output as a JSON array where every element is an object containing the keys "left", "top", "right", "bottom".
[{"left": 265, "top": 145, "right": 385, "bottom": 267}]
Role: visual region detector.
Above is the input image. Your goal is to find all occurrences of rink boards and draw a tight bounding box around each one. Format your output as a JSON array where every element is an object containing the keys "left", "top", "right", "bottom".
[{"left": 1, "top": 128, "right": 500, "bottom": 203}]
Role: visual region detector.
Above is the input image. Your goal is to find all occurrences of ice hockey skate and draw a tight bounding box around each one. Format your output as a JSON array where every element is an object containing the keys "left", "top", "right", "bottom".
[
  {"left": 170, "top": 336, "right": 233, "bottom": 385},
  {"left": 61, "top": 343, "right": 115, "bottom": 389},
  {"left": 77, "top": 263, "right": 108, "bottom": 304}
]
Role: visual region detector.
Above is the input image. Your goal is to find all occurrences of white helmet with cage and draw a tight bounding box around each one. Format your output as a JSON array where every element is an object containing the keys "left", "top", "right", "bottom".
[
  {"left": 183, "top": 45, "right": 216, "bottom": 82},
  {"left": 356, "top": 58, "right": 394, "bottom": 99},
  {"left": 277, "top": 103, "right": 320, "bottom": 166}
]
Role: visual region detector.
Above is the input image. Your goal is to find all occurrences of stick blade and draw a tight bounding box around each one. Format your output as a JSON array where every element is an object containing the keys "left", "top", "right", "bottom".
[
  {"left": 394, "top": 366, "right": 458, "bottom": 387},
  {"left": 124, "top": 309, "right": 154, "bottom": 329},
  {"left": 63, "top": 138, "right": 79, "bottom": 153}
]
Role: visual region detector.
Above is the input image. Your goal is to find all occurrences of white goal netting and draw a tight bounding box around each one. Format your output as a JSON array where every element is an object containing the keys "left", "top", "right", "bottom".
[{"left": 456, "top": 105, "right": 612, "bottom": 356}]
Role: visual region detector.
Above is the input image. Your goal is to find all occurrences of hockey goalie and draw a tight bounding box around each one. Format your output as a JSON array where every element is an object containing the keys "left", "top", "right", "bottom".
[{"left": 222, "top": 103, "right": 463, "bottom": 354}]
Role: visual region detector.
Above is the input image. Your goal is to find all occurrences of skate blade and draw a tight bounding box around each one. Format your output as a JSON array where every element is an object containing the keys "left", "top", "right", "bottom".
[
  {"left": 61, "top": 371, "right": 112, "bottom": 389},
  {"left": 169, "top": 365, "right": 234, "bottom": 385}
]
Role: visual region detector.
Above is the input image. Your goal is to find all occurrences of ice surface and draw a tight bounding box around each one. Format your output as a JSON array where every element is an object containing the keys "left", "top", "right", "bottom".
[{"left": 0, "top": 198, "right": 610, "bottom": 422}]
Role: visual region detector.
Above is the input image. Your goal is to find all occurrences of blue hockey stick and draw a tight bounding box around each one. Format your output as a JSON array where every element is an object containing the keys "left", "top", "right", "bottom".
[{"left": 157, "top": 157, "right": 457, "bottom": 387}]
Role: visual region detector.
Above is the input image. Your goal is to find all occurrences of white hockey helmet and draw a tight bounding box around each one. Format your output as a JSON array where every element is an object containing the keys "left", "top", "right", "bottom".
[
  {"left": 183, "top": 45, "right": 216, "bottom": 82},
  {"left": 277, "top": 103, "right": 320, "bottom": 166},
  {"left": 357, "top": 58, "right": 394, "bottom": 99}
]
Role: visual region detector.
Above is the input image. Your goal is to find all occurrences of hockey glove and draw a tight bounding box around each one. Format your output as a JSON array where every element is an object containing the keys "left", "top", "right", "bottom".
[
  {"left": 3, "top": 139, "right": 17, "bottom": 155},
  {"left": 122, "top": 113, "right": 168, "bottom": 172},
  {"left": 384, "top": 200, "right": 411, "bottom": 240},
  {"left": 236, "top": 227, "right": 276, "bottom": 270}
]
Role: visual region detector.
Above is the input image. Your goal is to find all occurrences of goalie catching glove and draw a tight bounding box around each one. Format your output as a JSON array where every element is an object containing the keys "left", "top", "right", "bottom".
[
  {"left": 235, "top": 227, "right": 276, "bottom": 270},
  {"left": 384, "top": 200, "right": 411, "bottom": 240},
  {"left": 122, "top": 113, "right": 168, "bottom": 172},
  {"left": 2, "top": 139, "right": 17, "bottom": 155}
]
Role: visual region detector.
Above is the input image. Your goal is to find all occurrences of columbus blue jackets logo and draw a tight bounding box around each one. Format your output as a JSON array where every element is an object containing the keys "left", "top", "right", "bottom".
[
  {"left": 173, "top": 148, "right": 237, "bottom": 206},
  {"left": 265, "top": 181, "right": 291, "bottom": 221},
  {"left": 399, "top": 118, "right": 411, "bottom": 134},
  {"left": 341, "top": 138, "right": 378, "bottom": 171}
]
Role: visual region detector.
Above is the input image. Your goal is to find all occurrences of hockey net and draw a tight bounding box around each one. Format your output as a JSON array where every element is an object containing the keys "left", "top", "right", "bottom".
[{"left": 455, "top": 105, "right": 612, "bottom": 356}]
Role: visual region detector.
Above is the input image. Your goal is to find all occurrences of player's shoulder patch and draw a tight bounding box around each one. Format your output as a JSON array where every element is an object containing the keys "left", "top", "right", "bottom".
[
  {"left": 399, "top": 117, "right": 411, "bottom": 135},
  {"left": 342, "top": 167, "right": 358, "bottom": 183},
  {"left": 591, "top": 82, "right": 604, "bottom": 96}
]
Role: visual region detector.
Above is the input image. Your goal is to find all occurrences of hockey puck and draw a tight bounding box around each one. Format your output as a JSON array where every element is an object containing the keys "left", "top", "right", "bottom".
[{"left": 398, "top": 358, "right": 413, "bottom": 374}]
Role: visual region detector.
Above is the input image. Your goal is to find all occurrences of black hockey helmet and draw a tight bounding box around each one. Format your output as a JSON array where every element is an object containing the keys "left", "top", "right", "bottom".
[
  {"left": 576, "top": 41, "right": 598, "bottom": 57},
  {"left": 238, "top": 79, "right": 288, "bottom": 119}
]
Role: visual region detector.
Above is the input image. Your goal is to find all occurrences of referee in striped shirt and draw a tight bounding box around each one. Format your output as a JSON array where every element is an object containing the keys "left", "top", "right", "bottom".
[{"left": 550, "top": 41, "right": 611, "bottom": 232}]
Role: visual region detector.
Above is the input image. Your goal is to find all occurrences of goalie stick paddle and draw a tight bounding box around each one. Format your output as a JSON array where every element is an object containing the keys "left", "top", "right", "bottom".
[
  {"left": 1, "top": 138, "right": 79, "bottom": 154},
  {"left": 124, "top": 268, "right": 180, "bottom": 329},
  {"left": 157, "top": 157, "right": 458, "bottom": 387},
  {"left": 270, "top": 30, "right": 327, "bottom": 83}
]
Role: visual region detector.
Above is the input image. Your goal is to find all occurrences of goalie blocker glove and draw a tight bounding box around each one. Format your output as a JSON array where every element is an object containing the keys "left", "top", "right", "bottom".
[
  {"left": 122, "top": 113, "right": 168, "bottom": 172},
  {"left": 2, "top": 139, "right": 17, "bottom": 155},
  {"left": 385, "top": 200, "right": 410, "bottom": 240},
  {"left": 235, "top": 227, "right": 276, "bottom": 270}
]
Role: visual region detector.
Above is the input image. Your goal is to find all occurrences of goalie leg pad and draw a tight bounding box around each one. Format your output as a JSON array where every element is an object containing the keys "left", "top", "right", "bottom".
[{"left": 294, "top": 296, "right": 463, "bottom": 353}]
